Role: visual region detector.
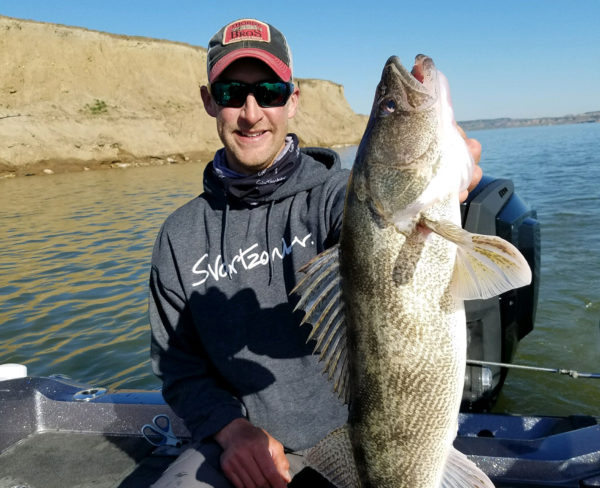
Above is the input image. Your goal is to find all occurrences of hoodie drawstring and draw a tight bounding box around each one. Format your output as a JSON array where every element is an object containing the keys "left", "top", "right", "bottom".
[
  {"left": 221, "top": 198, "right": 232, "bottom": 280},
  {"left": 221, "top": 199, "right": 276, "bottom": 284},
  {"left": 266, "top": 200, "right": 275, "bottom": 286}
]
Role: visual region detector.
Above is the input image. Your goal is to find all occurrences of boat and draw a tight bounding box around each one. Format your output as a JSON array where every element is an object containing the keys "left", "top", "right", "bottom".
[
  {"left": 3, "top": 177, "right": 592, "bottom": 487},
  {"left": 0, "top": 374, "right": 599, "bottom": 487}
]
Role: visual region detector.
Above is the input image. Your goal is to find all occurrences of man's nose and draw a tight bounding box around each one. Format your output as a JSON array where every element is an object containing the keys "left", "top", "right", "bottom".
[{"left": 239, "top": 94, "right": 262, "bottom": 124}]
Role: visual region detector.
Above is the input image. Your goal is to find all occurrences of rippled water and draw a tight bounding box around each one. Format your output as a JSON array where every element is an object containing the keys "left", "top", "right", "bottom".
[
  {"left": 1, "top": 123, "right": 599, "bottom": 415},
  {"left": 1, "top": 167, "right": 205, "bottom": 388},
  {"left": 470, "top": 123, "right": 600, "bottom": 416}
]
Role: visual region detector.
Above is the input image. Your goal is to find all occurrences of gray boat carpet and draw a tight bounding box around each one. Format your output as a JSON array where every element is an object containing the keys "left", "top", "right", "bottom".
[{"left": 0, "top": 431, "right": 173, "bottom": 488}]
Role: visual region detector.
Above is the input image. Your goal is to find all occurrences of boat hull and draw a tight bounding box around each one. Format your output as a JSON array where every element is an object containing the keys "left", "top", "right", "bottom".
[{"left": 0, "top": 377, "right": 598, "bottom": 487}]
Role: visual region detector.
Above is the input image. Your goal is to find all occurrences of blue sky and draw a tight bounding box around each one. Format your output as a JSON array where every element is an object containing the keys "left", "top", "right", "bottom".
[{"left": 2, "top": 0, "right": 599, "bottom": 120}]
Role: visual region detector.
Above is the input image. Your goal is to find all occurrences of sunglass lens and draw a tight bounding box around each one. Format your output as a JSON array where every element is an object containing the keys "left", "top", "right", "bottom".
[
  {"left": 212, "top": 81, "right": 292, "bottom": 108},
  {"left": 212, "top": 82, "right": 247, "bottom": 108},
  {"left": 255, "top": 82, "right": 289, "bottom": 107}
]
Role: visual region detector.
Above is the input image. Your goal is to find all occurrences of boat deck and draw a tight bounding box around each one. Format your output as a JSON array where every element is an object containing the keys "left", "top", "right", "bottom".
[
  {"left": 0, "top": 376, "right": 188, "bottom": 488},
  {"left": 1, "top": 376, "right": 599, "bottom": 487},
  {"left": 0, "top": 431, "right": 172, "bottom": 487}
]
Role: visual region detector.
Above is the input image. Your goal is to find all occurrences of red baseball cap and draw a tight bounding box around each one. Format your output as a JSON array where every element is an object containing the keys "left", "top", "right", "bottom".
[{"left": 207, "top": 19, "right": 293, "bottom": 83}]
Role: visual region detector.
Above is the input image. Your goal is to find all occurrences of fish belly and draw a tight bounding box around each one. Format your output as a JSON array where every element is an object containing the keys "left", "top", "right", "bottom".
[{"left": 341, "top": 200, "right": 466, "bottom": 488}]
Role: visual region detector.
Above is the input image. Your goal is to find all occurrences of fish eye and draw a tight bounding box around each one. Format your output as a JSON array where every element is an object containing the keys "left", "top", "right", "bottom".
[{"left": 380, "top": 98, "right": 396, "bottom": 115}]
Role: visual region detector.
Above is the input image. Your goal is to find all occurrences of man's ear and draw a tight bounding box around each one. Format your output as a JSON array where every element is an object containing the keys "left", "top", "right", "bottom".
[
  {"left": 287, "top": 85, "right": 300, "bottom": 120},
  {"left": 200, "top": 85, "right": 217, "bottom": 117}
]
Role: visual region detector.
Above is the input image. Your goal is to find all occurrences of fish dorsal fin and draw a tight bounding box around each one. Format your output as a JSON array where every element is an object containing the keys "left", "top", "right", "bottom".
[
  {"left": 441, "top": 446, "right": 495, "bottom": 488},
  {"left": 421, "top": 217, "right": 532, "bottom": 300},
  {"left": 291, "top": 245, "right": 350, "bottom": 402}
]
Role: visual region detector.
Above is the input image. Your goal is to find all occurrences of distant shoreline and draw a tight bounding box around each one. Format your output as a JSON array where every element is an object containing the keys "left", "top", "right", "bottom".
[
  {"left": 1, "top": 17, "right": 597, "bottom": 179},
  {"left": 459, "top": 111, "right": 600, "bottom": 131}
]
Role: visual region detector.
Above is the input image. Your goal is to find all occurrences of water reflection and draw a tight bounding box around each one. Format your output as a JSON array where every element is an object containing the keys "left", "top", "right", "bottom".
[
  {"left": 1, "top": 126, "right": 599, "bottom": 416},
  {"left": 1, "top": 165, "right": 206, "bottom": 389}
]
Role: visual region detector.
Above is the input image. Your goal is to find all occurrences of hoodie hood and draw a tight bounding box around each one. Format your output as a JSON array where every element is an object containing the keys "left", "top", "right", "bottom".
[{"left": 200, "top": 137, "right": 345, "bottom": 284}]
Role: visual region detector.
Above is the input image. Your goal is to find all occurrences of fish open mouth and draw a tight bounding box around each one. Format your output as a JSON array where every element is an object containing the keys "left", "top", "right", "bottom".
[{"left": 382, "top": 55, "right": 438, "bottom": 112}]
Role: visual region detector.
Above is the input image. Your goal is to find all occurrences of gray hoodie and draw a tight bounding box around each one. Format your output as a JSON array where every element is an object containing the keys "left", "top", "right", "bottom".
[{"left": 149, "top": 142, "right": 350, "bottom": 451}]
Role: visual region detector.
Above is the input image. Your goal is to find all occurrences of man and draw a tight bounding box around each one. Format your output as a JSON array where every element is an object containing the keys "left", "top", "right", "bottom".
[{"left": 149, "top": 18, "right": 482, "bottom": 488}]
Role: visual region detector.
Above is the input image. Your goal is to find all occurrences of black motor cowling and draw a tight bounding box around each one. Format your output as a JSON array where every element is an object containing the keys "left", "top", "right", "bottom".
[{"left": 460, "top": 176, "right": 541, "bottom": 412}]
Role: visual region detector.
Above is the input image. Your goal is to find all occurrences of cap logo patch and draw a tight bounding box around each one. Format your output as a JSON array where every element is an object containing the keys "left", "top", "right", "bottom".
[{"left": 223, "top": 19, "right": 270, "bottom": 45}]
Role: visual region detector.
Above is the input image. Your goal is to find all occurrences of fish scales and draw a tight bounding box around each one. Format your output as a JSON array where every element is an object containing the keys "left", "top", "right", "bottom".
[
  {"left": 294, "top": 55, "right": 530, "bottom": 488},
  {"left": 342, "top": 187, "right": 464, "bottom": 486}
]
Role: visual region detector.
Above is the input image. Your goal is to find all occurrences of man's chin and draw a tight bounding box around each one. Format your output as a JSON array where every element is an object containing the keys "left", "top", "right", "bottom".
[
  {"left": 225, "top": 141, "right": 283, "bottom": 174},
  {"left": 226, "top": 151, "right": 276, "bottom": 175}
]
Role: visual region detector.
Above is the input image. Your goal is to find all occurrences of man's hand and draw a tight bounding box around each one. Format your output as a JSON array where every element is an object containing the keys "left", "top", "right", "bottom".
[
  {"left": 214, "top": 418, "right": 291, "bottom": 488},
  {"left": 457, "top": 124, "right": 482, "bottom": 203}
]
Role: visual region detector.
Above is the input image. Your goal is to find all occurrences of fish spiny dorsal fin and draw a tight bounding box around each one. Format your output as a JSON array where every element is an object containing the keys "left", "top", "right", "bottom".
[
  {"left": 291, "top": 245, "right": 350, "bottom": 402},
  {"left": 293, "top": 247, "right": 339, "bottom": 311},
  {"left": 440, "top": 446, "right": 495, "bottom": 488},
  {"left": 420, "top": 217, "right": 532, "bottom": 300}
]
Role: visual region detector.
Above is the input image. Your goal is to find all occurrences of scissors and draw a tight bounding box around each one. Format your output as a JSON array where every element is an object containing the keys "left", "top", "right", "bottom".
[{"left": 141, "top": 414, "right": 181, "bottom": 447}]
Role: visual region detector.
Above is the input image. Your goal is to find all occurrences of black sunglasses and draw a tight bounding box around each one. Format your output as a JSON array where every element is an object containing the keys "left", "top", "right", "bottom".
[{"left": 210, "top": 80, "right": 294, "bottom": 108}]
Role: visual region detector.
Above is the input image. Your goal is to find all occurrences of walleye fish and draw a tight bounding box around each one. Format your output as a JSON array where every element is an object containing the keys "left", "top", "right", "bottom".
[{"left": 293, "top": 55, "right": 531, "bottom": 487}]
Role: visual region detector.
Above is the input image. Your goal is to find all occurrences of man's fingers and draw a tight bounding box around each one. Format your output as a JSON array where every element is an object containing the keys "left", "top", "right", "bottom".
[
  {"left": 254, "top": 450, "right": 287, "bottom": 487},
  {"left": 262, "top": 433, "right": 290, "bottom": 486},
  {"left": 216, "top": 420, "right": 290, "bottom": 487},
  {"left": 270, "top": 448, "right": 291, "bottom": 484},
  {"left": 220, "top": 443, "right": 267, "bottom": 487},
  {"left": 221, "top": 451, "right": 259, "bottom": 488},
  {"left": 466, "top": 136, "right": 482, "bottom": 165},
  {"left": 455, "top": 123, "right": 483, "bottom": 203},
  {"left": 220, "top": 440, "right": 288, "bottom": 487},
  {"left": 456, "top": 123, "right": 482, "bottom": 166},
  {"left": 469, "top": 163, "right": 483, "bottom": 192},
  {"left": 226, "top": 471, "right": 244, "bottom": 488},
  {"left": 244, "top": 454, "right": 272, "bottom": 487}
]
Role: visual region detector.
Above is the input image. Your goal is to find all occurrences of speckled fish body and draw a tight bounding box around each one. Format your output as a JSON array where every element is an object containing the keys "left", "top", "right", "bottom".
[
  {"left": 294, "top": 55, "right": 530, "bottom": 488},
  {"left": 340, "top": 55, "right": 468, "bottom": 487}
]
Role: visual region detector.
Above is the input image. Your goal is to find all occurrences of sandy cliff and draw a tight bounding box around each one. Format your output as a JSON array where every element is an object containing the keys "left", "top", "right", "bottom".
[{"left": 0, "top": 16, "right": 367, "bottom": 176}]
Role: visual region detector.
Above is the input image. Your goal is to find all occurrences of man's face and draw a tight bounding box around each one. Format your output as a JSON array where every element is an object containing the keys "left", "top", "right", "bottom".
[{"left": 201, "top": 58, "right": 299, "bottom": 175}]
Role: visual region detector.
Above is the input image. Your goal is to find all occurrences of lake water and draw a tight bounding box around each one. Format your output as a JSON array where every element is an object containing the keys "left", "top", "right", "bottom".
[{"left": 1, "top": 123, "right": 598, "bottom": 416}]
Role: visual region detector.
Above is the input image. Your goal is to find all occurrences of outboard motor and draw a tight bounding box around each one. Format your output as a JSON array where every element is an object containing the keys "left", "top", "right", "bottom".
[{"left": 460, "top": 176, "right": 540, "bottom": 412}]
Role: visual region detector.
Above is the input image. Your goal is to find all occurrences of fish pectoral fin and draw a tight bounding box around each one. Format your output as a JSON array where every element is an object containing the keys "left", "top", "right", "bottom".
[
  {"left": 291, "top": 245, "right": 350, "bottom": 403},
  {"left": 370, "top": 198, "right": 396, "bottom": 230},
  {"left": 441, "top": 446, "right": 495, "bottom": 488},
  {"left": 421, "top": 217, "right": 532, "bottom": 300}
]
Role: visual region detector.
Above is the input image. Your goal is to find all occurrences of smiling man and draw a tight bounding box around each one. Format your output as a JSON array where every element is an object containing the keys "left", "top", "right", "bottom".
[
  {"left": 201, "top": 23, "right": 298, "bottom": 175},
  {"left": 202, "top": 58, "right": 298, "bottom": 175},
  {"left": 149, "top": 19, "right": 350, "bottom": 488},
  {"left": 149, "top": 18, "right": 482, "bottom": 488}
]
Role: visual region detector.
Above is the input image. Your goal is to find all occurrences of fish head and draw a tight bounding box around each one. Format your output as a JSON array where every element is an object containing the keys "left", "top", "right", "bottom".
[
  {"left": 351, "top": 55, "right": 474, "bottom": 228},
  {"left": 352, "top": 55, "right": 444, "bottom": 218}
]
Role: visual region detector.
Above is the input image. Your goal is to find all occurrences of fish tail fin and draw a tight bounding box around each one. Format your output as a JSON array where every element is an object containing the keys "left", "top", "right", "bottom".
[
  {"left": 304, "top": 429, "right": 494, "bottom": 488},
  {"left": 441, "top": 446, "right": 495, "bottom": 488},
  {"left": 303, "top": 425, "right": 361, "bottom": 488}
]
